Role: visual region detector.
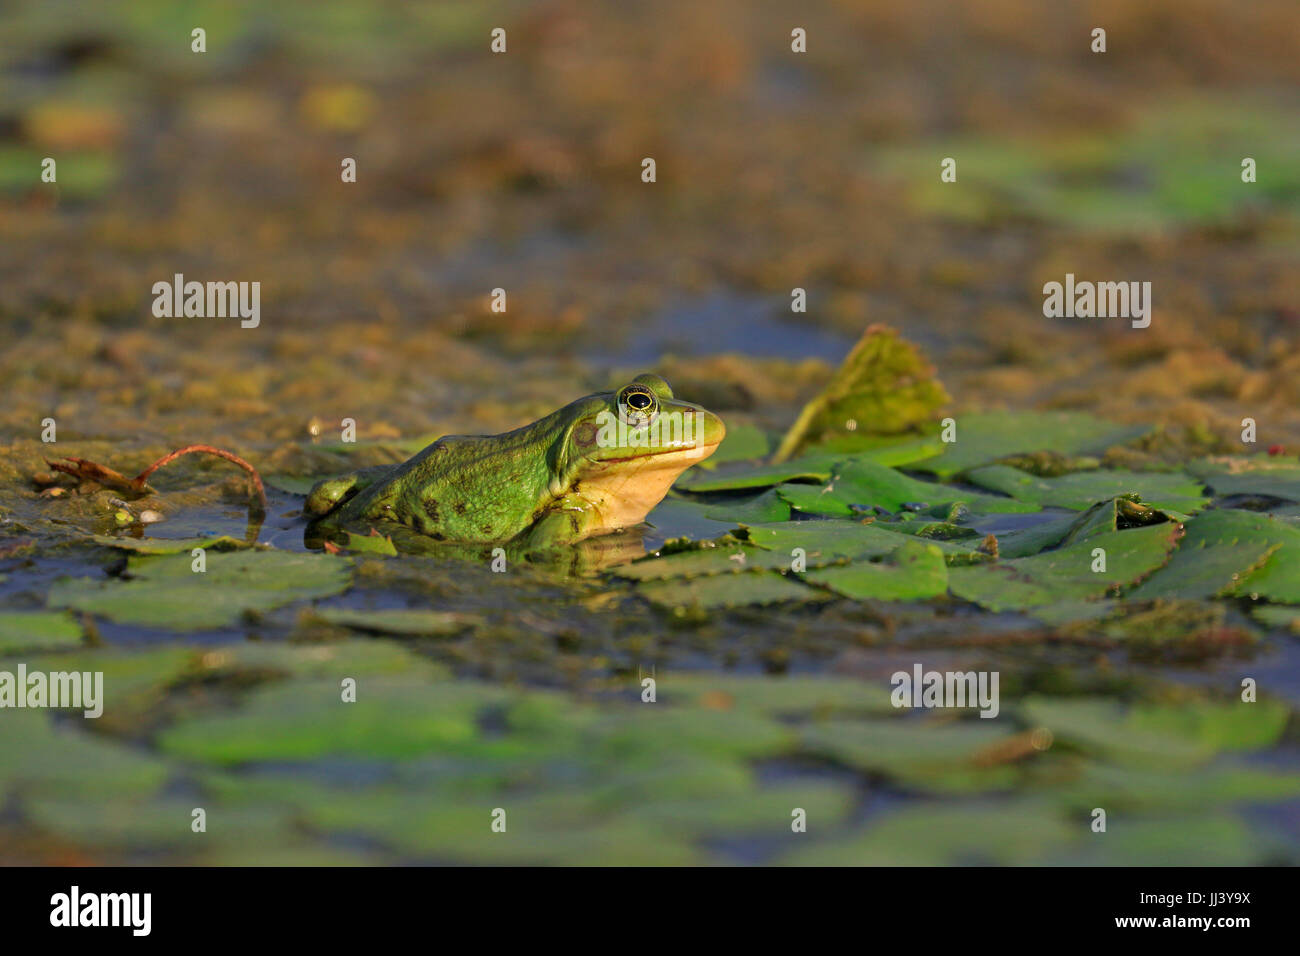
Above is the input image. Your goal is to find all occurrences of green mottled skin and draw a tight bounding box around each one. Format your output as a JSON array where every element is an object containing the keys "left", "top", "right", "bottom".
[{"left": 306, "top": 374, "right": 725, "bottom": 546}]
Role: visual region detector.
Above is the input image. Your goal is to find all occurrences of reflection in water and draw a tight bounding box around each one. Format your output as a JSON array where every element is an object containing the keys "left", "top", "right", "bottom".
[{"left": 304, "top": 518, "right": 648, "bottom": 576}]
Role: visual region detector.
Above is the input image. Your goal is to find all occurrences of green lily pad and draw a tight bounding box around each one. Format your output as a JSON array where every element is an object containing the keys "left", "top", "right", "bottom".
[
  {"left": 264, "top": 474, "right": 319, "bottom": 495},
  {"left": 772, "top": 325, "right": 949, "bottom": 462},
  {"left": 695, "top": 423, "right": 770, "bottom": 467},
  {"left": 743, "top": 519, "right": 979, "bottom": 564},
  {"left": 950, "top": 524, "right": 1181, "bottom": 612},
  {"left": 1045, "top": 761, "right": 1300, "bottom": 812},
  {"left": 0, "top": 711, "right": 170, "bottom": 799},
  {"left": 1020, "top": 697, "right": 1216, "bottom": 769},
  {"left": 89, "top": 534, "right": 252, "bottom": 554},
  {"left": 804, "top": 540, "right": 948, "bottom": 601},
  {"left": 662, "top": 674, "right": 897, "bottom": 715},
  {"left": 1188, "top": 457, "right": 1300, "bottom": 502},
  {"left": 675, "top": 452, "right": 843, "bottom": 492},
  {"left": 0, "top": 610, "right": 83, "bottom": 652},
  {"left": 1066, "top": 814, "right": 1270, "bottom": 867},
  {"left": 309, "top": 608, "right": 478, "bottom": 637},
  {"left": 1252, "top": 605, "right": 1300, "bottom": 630},
  {"left": 48, "top": 550, "right": 353, "bottom": 630},
  {"left": 910, "top": 412, "right": 1147, "bottom": 478},
  {"left": 780, "top": 800, "right": 1075, "bottom": 865},
  {"left": 158, "top": 677, "right": 506, "bottom": 764},
  {"left": 966, "top": 464, "right": 1207, "bottom": 513},
  {"left": 777, "top": 459, "right": 1039, "bottom": 517},
  {"left": 1232, "top": 517, "right": 1300, "bottom": 603},
  {"left": 801, "top": 718, "right": 1015, "bottom": 788},
  {"left": 657, "top": 490, "right": 790, "bottom": 527},
  {"left": 1127, "top": 699, "right": 1290, "bottom": 752},
  {"left": 1129, "top": 509, "right": 1290, "bottom": 601},
  {"left": 634, "top": 571, "right": 823, "bottom": 609}
]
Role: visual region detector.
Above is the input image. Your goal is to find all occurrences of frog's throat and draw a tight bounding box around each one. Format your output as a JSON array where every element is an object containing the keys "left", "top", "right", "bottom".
[{"left": 567, "top": 441, "right": 720, "bottom": 534}]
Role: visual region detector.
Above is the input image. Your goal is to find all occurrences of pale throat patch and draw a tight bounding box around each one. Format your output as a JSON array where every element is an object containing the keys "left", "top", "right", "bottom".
[{"left": 577, "top": 443, "right": 718, "bottom": 532}]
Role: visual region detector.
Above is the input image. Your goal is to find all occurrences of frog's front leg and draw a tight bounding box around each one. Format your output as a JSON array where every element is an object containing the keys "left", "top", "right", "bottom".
[
  {"left": 524, "top": 494, "right": 604, "bottom": 547},
  {"left": 305, "top": 465, "right": 395, "bottom": 517}
]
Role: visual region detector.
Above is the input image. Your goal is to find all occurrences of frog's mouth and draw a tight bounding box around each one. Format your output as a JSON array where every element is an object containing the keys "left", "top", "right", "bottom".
[{"left": 599, "top": 439, "right": 720, "bottom": 465}]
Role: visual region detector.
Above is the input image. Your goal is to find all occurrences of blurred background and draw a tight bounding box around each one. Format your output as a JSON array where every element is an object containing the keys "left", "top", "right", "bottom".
[
  {"left": 2, "top": 0, "right": 1298, "bottom": 453},
  {"left": 1, "top": 0, "right": 1299, "bottom": 866}
]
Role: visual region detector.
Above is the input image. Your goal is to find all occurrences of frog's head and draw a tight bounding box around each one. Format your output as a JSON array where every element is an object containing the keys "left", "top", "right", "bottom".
[{"left": 548, "top": 373, "right": 725, "bottom": 529}]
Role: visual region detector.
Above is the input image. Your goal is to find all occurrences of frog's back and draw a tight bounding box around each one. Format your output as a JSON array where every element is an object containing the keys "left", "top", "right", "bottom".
[{"left": 336, "top": 433, "right": 554, "bottom": 542}]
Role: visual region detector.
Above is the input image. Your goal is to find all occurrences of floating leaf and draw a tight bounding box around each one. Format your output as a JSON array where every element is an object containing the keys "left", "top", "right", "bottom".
[
  {"left": 695, "top": 423, "right": 770, "bottom": 468},
  {"left": 777, "top": 460, "right": 1039, "bottom": 517},
  {"left": 309, "top": 607, "right": 478, "bottom": 637},
  {"left": 780, "top": 800, "right": 1075, "bottom": 865},
  {"left": 48, "top": 550, "right": 353, "bottom": 630},
  {"left": 911, "top": 412, "right": 1146, "bottom": 478},
  {"left": 1188, "top": 456, "right": 1300, "bottom": 502},
  {"left": 949, "top": 524, "right": 1182, "bottom": 612},
  {"left": 743, "top": 518, "right": 978, "bottom": 564},
  {"left": 0, "top": 711, "right": 170, "bottom": 799},
  {"left": 158, "top": 677, "right": 505, "bottom": 764},
  {"left": 89, "top": 533, "right": 252, "bottom": 554},
  {"left": 966, "top": 464, "right": 1207, "bottom": 513},
  {"left": 1231, "top": 516, "right": 1300, "bottom": 603},
  {"left": 675, "top": 452, "right": 842, "bottom": 492},
  {"left": 1020, "top": 697, "right": 1214, "bottom": 769},
  {"left": 1129, "top": 509, "right": 1288, "bottom": 601},
  {"left": 805, "top": 541, "right": 948, "bottom": 601},
  {"left": 634, "top": 571, "right": 823, "bottom": 609},
  {"left": 0, "top": 610, "right": 82, "bottom": 652}
]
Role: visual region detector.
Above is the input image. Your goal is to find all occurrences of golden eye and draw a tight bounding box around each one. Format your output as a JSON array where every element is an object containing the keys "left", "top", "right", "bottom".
[{"left": 618, "top": 385, "right": 658, "bottom": 426}]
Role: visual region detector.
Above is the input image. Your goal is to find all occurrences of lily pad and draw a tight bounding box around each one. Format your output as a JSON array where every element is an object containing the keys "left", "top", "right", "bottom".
[
  {"left": 910, "top": 412, "right": 1146, "bottom": 478},
  {"left": 0, "top": 711, "right": 171, "bottom": 799},
  {"left": 48, "top": 550, "right": 353, "bottom": 630},
  {"left": 0, "top": 610, "right": 83, "bottom": 652},
  {"left": 1189, "top": 457, "right": 1300, "bottom": 502},
  {"left": 634, "top": 571, "right": 823, "bottom": 609},
  {"left": 158, "top": 677, "right": 506, "bottom": 764},
  {"left": 89, "top": 534, "right": 252, "bottom": 554},
  {"left": 1129, "top": 509, "right": 1290, "bottom": 601},
  {"left": 772, "top": 325, "right": 949, "bottom": 462},
  {"left": 949, "top": 523, "right": 1182, "bottom": 612},
  {"left": 309, "top": 608, "right": 478, "bottom": 637},
  {"left": 966, "top": 464, "right": 1207, "bottom": 513},
  {"left": 780, "top": 800, "right": 1075, "bottom": 866},
  {"left": 777, "top": 459, "right": 1039, "bottom": 517},
  {"left": 675, "top": 451, "right": 843, "bottom": 492},
  {"left": 804, "top": 540, "right": 948, "bottom": 601},
  {"left": 695, "top": 423, "right": 770, "bottom": 467}
]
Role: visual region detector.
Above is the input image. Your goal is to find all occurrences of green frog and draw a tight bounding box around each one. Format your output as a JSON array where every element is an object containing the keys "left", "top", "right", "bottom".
[{"left": 305, "top": 374, "right": 725, "bottom": 547}]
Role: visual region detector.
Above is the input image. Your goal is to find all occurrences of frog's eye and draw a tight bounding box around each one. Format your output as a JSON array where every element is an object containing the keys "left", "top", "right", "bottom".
[{"left": 617, "top": 384, "right": 659, "bottom": 427}]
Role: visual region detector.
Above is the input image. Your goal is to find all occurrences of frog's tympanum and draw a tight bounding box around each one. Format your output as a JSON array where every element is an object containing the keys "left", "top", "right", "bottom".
[{"left": 306, "top": 374, "right": 725, "bottom": 547}]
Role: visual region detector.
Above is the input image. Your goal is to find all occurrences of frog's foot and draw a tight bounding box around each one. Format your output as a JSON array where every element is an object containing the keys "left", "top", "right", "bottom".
[{"left": 304, "top": 465, "right": 393, "bottom": 517}]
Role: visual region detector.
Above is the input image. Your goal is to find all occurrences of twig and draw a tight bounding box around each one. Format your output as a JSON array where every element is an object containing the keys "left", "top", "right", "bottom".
[{"left": 48, "top": 443, "right": 267, "bottom": 513}]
